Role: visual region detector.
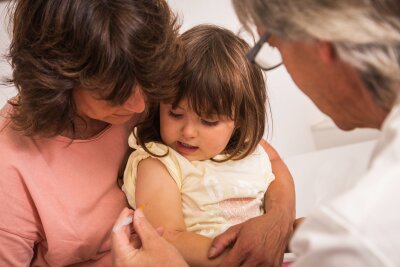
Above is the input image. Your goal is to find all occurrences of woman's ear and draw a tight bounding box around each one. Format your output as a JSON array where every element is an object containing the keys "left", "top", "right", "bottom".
[{"left": 317, "top": 41, "right": 336, "bottom": 64}]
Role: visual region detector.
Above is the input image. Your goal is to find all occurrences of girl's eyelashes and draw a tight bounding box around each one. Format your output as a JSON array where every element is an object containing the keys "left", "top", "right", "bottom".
[
  {"left": 168, "top": 109, "right": 220, "bottom": 126},
  {"left": 201, "top": 118, "right": 219, "bottom": 126},
  {"left": 169, "top": 110, "right": 183, "bottom": 118}
]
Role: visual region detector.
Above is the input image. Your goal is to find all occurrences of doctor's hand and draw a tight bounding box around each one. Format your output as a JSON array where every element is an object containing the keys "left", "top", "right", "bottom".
[
  {"left": 111, "top": 208, "right": 188, "bottom": 267},
  {"left": 208, "top": 208, "right": 293, "bottom": 267}
]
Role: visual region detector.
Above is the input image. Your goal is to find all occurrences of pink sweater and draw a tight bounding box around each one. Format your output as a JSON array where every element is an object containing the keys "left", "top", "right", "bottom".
[{"left": 0, "top": 105, "right": 133, "bottom": 266}]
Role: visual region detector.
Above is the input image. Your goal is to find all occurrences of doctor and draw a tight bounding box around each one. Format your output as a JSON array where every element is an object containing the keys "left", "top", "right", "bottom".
[{"left": 112, "top": 0, "right": 400, "bottom": 266}]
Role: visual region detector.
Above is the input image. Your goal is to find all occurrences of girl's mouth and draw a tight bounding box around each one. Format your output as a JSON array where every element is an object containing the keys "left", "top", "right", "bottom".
[{"left": 176, "top": 141, "right": 198, "bottom": 153}]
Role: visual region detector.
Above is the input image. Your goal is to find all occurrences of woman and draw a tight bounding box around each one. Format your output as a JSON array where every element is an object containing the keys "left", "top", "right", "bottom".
[{"left": 0, "top": 0, "right": 182, "bottom": 265}]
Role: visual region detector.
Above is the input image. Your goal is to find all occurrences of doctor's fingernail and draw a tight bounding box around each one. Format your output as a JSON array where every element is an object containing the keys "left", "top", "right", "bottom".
[{"left": 135, "top": 208, "right": 145, "bottom": 218}]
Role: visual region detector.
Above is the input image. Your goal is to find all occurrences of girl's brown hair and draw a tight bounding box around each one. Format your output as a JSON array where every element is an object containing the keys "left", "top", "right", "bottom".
[
  {"left": 136, "top": 24, "right": 268, "bottom": 161},
  {"left": 7, "top": 0, "right": 183, "bottom": 137}
]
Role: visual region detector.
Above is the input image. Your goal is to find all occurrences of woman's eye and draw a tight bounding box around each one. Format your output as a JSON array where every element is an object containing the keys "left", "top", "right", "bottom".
[
  {"left": 169, "top": 110, "right": 183, "bottom": 118},
  {"left": 201, "top": 119, "right": 219, "bottom": 126}
]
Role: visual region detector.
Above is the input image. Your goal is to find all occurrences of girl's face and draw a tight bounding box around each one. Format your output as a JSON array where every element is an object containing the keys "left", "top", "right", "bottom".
[{"left": 159, "top": 99, "right": 235, "bottom": 161}]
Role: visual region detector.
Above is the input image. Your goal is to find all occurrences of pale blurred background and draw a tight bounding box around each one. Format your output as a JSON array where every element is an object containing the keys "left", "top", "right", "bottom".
[
  {"left": 0, "top": 2, "right": 13, "bottom": 108},
  {"left": 0, "top": 1, "right": 380, "bottom": 217}
]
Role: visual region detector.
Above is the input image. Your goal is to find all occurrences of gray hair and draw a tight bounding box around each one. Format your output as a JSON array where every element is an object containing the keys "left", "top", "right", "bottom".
[{"left": 233, "top": 0, "right": 400, "bottom": 111}]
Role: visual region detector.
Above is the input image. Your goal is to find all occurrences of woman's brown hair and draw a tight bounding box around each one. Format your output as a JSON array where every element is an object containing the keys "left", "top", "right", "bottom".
[
  {"left": 136, "top": 24, "right": 268, "bottom": 161},
  {"left": 7, "top": 0, "right": 183, "bottom": 137}
]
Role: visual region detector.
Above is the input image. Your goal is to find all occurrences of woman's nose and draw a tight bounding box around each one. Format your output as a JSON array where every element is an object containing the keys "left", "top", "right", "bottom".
[{"left": 122, "top": 87, "right": 145, "bottom": 113}]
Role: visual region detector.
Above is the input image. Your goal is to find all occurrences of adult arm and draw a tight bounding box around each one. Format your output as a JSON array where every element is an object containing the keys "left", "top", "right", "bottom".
[
  {"left": 134, "top": 157, "right": 226, "bottom": 267},
  {"left": 208, "top": 139, "right": 296, "bottom": 267}
]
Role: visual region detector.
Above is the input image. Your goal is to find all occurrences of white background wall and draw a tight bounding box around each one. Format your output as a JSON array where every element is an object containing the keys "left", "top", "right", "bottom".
[{"left": 0, "top": 2, "right": 14, "bottom": 108}]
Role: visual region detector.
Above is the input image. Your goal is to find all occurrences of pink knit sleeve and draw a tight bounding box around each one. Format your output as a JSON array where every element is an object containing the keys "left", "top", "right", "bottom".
[{"left": 0, "top": 167, "right": 41, "bottom": 266}]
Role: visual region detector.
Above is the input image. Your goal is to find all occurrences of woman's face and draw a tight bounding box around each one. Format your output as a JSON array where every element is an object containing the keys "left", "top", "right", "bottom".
[{"left": 73, "top": 85, "right": 145, "bottom": 125}]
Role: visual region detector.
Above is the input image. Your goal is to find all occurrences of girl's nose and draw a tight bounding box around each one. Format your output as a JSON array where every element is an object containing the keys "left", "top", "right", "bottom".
[{"left": 182, "top": 120, "right": 198, "bottom": 138}]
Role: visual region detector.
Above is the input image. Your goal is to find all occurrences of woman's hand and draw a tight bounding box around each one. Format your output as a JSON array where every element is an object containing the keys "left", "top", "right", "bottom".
[
  {"left": 111, "top": 208, "right": 188, "bottom": 267},
  {"left": 208, "top": 207, "right": 293, "bottom": 267}
]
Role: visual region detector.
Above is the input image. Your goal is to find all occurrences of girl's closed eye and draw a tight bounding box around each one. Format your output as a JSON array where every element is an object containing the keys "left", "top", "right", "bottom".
[
  {"left": 169, "top": 110, "right": 183, "bottom": 119},
  {"left": 200, "top": 118, "right": 219, "bottom": 127}
]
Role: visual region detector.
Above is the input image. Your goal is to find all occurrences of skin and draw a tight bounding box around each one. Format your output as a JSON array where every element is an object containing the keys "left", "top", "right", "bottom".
[
  {"left": 111, "top": 208, "right": 188, "bottom": 267},
  {"left": 159, "top": 99, "right": 235, "bottom": 161},
  {"left": 261, "top": 25, "right": 387, "bottom": 130},
  {"left": 67, "top": 85, "right": 146, "bottom": 139}
]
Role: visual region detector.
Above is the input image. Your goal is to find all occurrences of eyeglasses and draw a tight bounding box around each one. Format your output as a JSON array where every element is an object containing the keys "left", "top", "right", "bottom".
[{"left": 246, "top": 32, "right": 282, "bottom": 71}]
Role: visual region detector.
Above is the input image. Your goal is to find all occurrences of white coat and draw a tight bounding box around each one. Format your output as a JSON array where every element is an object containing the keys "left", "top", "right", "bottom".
[{"left": 291, "top": 100, "right": 400, "bottom": 267}]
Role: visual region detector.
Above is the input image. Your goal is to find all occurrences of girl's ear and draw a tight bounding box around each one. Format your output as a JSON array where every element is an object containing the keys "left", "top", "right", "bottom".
[{"left": 317, "top": 41, "right": 336, "bottom": 64}]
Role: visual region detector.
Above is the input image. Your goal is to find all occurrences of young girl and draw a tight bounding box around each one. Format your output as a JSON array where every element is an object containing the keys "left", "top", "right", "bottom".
[{"left": 123, "top": 25, "right": 289, "bottom": 266}]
